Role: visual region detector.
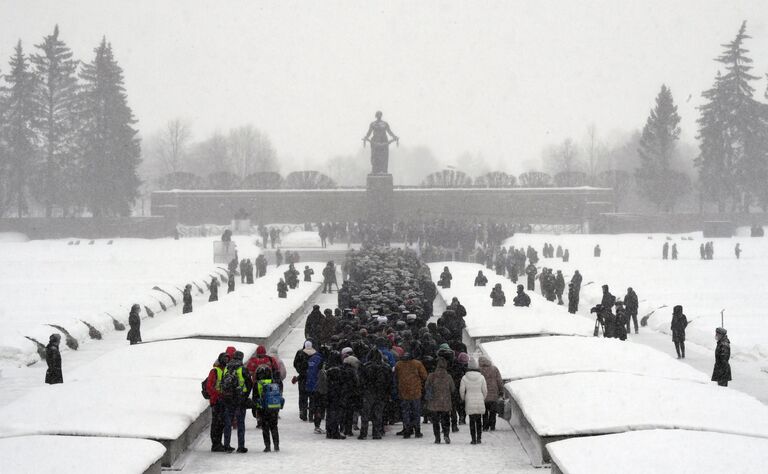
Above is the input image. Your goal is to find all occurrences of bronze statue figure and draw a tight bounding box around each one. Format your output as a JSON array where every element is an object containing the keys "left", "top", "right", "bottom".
[{"left": 362, "top": 110, "right": 399, "bottom": 175}]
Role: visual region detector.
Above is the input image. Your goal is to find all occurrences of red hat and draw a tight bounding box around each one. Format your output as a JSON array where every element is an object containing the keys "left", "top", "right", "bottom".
[
  {"left": 225, "top": 346, "right": 236, "bottom": 357},
  {"left": 256, "top": 345, "right": 266, "bottom": 356}
]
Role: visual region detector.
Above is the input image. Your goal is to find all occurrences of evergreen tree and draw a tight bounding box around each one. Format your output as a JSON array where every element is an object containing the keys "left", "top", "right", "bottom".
[
  {"left": 78, "top": 38, "right": 140, "bottom": 216},
  {"left": 30, "top": 25, "right": 80, "bottom": 216},
  {"left": 696, "top": 21, "right": 767, "bottom": 212},
  {"left": 635, "top": 84, "right": 686, "bottom": 211},
  {"left": 1, "top": 41, "right": 39, "bottom": 217}
]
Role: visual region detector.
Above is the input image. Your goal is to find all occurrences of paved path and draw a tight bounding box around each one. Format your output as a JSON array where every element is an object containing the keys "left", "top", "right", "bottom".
[{"left": 179, "top": 278, "right": 537, "bottom": 473}]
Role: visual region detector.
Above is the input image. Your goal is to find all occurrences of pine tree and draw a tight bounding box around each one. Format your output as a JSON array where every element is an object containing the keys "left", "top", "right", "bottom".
[
  {"left": 696, "top": 21, "right": 767, "bottom": 212},
  {"left": 1, "top": 41, "right": 39, "bottom": 217},
  {"left": 30, "top": 25, "right": 80, "bottom": 216},
  {"left": 78, "top": 38, "right": 140, "bottom": 216},
  {"left": 635, "top": 85, "right": 686, "bottom": 211}
]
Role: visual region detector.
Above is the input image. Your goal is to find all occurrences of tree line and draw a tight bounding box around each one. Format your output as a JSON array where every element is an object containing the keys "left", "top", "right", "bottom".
[{"left": 0, "top": 26, "right": 140, "bottom": 217}]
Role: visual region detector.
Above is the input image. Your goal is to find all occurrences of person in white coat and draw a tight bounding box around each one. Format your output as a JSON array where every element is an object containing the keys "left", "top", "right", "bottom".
[{"left": 459, "top": 357, "right": 488, "bottom": 444}]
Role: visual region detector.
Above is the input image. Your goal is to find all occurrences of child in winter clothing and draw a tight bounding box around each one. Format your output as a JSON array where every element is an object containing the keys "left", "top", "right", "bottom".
[{"left": 254, "top": 366, "right": 284, "bottom": 452}]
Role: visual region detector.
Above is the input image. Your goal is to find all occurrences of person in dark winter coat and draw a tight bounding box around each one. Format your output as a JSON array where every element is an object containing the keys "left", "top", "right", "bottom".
[
  {"left": 554, "top": 270, "right": 565, "bottom": 305},
  {"left": 424, "top": 357, "right": 455, "bottom": 444},
  {"left": 671, "top": 243, "right": 678, "bottom": 260},
  {"left": 359, "top": 348, "right": 392, "bottom": 440},
  {"left": 478, "top": 355, "right": 503, "bottom": 431},
  {"left": 305, "top": 347, "right": 326, "bottom": 433},
  {"left": 490, "top": 283, "right": 506, "bottom": 307},
  {"left": 735, "top": 243, "right": 741, "bottom": 259},
  {"left": 222, "top": 351, "right": 252, "bottom": 453},
  {"left": 712, "top": 327, "right": 731, "bottom": 386},
  {"left": 182, "top": 284, "right": 193, "bottom": 314},
  {"left": 322, "top": 351, "right": 346, "bottom": 439},
  {"left": 293, "top": 340, "right": 316, "bottom": 421},
  {"left": 208, "top": 277, "right": 219, "bottom": 302},
  {"left": 340, "top": 355, "right": 362, "bottom": 436},
  {"left": 567, "top": 283, "right": 578, "bottom": 314},
  {"left": 439, "top": 266, "right": 452, "bottom": 288},
  {"left": 474, "top": 270, "right": 488, "bottom": 287},
  {"left": 127, "top": 304, "right": 142, "bottom": 345},
  {"left": 513, "top": 285, "right": 531, "bottom": 307},
  {"left": 671, "top": 305, "right": 688, "bottom": 358},
  {"left": 45, "top": 333, "right": 63, "bottom": 384},
  {"left": 447, "top": 297, "right": 467, "bottom": 319},
  {"left": 276, "top": 248, "right": 283, "bottom": 267},
  {"left": 662, "top": 242, "right": 669, "bottom": 260},
  {"left": 206, "top": 352, "right": 229, "bottom": 452},
  {"left": 277, "top": 278, "right": 288, "bottom": 298},
  {"left": 562, "top": 248, "right": 570, "bottom": 262},
  {"left": 600, "top": 285, "right": 615, "bottom": 311},
  {"left": 227, "top": 271, "right": 235, "bottom": 293},
  {"left": 624, "top": 287, "right": 639, "bottom": 334},
  {"left": 305, "top": 305, "right": 324, "bottom": 343},
  {"left": 303, "top": 265, "right": 314, "bottom": 282},
  {"left": 613, "top": 301, "right": 628, "bottom": 341},
  {"left": 254, "top": 365, "right": 283, "bottom": 452},
  {"left": 525, "top": 263, "right": 537, "bottom": 291},
  {"left": 594, "top": 244, "right": 601, "bottom": 257},
  {"left": 322, "top": 263, "right": 335, "bottom": 293}
]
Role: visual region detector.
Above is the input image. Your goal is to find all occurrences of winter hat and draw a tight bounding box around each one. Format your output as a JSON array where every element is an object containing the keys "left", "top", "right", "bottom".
[
  {"left": 438, "top": 343, "right": 450, "bottom": 351},
  {"left": 407, "top": 313, "right": 417, "bottom": 321},
  {"left": 457, "top": 352, "right": 470, "bottom": 365},
  {"left": 313, "top": 304, "right": 320, "bottom": 310},
  {"left": 468, "top": 357, "right": 479, "bottom": 370},
  {"left": 217, "top": 352, "right": 229, "bottom": 366},
  {"left": 716, "top": 327, "right": 727, "bottom": 335},
  {"left": 256, "top": 345, "right": 266, "bottom": 356},
  {"left": 234, "top": 350, "right": 244, "bottom": 361},
  {"left": 304, "top": 340, "right": 313, "bottom": 349},
  {"left": 225, "top": 346, "right": 236, "bottom": 358},
  {"left": 343, "top": 355, "right": 361, "bottom": 369},
  {"left": 341, "top": 347, "right": 354, "bottom": 356},
  {"left": 49, "top": 333, "right": 61, "bottom": 343},
  {"left": 673, "top": 305, "right": 683, "bottom": 315}
]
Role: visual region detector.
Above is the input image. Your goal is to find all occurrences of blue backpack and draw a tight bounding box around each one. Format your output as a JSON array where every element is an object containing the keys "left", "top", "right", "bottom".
[{"left": 259, "top": 380, "right": 284, "bottom": 410}]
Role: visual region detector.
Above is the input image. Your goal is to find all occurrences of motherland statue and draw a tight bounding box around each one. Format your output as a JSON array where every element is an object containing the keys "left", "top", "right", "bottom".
[{"left": 362, "top": 110, "right": 399, "bottom": 175}]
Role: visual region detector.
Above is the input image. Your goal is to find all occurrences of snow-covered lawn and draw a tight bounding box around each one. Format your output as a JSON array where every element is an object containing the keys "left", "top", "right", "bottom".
[
  {"left": 427, "top": 262, "right": 594, "bottom": 340},
  {"left": 548, "top": 429, "right": 768, "bottom": 474},
  {"left": 506, "top": 372, "right": 768, "bottom": 438},
  {"left": 481, "top": 336, "right": 708, "bottom": 383},
  {"left": 280, "top": 231, "right": 322, "bottom": 248},
  {"left": 144, "top": 262, "right": 324, "bottom": 342},
  {"left": 0, "top": 338, "right": 254, "bottom": 440},
  {"left": 0, "top": 236, "right": 260, "bottom": 366},
  {"left": 502, "top": 231, "right": 768, "bottom": 362},
  {"left": 0, "top": 435, "right": 166, "bottom": 474}
]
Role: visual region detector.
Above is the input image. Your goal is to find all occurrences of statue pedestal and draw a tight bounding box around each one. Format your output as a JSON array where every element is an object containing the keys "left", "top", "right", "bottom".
[{"left": 366, "top": 173, "right": 394, "bottom": 224}]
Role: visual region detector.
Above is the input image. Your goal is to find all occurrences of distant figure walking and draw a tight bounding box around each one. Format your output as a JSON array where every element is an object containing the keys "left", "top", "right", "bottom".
[
  {"left": 127, "top": 304, "right": 142, "bottom": 345},
  {"left": 45, "top": 334, "right": 63, "bottom": 384},
  {"left": 209, "top": 277, "right": 219, "bottom": 302},
  {"left": 670, "top": 305, "right": 687, "bottom": 359},
  {"left": 227, "top": 271, "right": 235, "bottom": 293},
  {"left": 734, "top": 243, "right": 741, "bottom": 259},
  {"left": 182, "top": 284, "right": 193, "bottom": 314},
  {"left": 594, "top": 244, "right": 601, "bottom": 257},
  {"left": 513, "top": 285, "right": 531, "bottom": 307},
  {"left": 662, "top": 242, "right": 669, "bottom": 260},
  {"left": 490, "top": 284, "right": 506, "bottom": 307},
  {"left": 712, "top": 327, "right": 731, "bottom": 387},
  {"left": 671, "top": 243, "right": 678, "bottom": 260}
]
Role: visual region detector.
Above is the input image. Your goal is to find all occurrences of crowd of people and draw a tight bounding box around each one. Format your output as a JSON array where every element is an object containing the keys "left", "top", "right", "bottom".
[{"left": 292, "top": 247, "right": 504, "bottom": 445}]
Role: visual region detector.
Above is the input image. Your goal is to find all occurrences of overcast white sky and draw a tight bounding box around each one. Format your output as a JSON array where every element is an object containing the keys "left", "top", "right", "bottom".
[{"left": 1, "top": 0, "right": 767, "bottom": 173}]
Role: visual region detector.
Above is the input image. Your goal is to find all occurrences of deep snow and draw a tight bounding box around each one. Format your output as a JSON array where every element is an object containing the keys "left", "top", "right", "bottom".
[
  {"left": 0, "top": 435, "right": 166, "bottom": 474},
  {"left": 547, "top": 429, "right": 768, "bottom": 474},
  {"left": 506, "top": 371, "right": 768, "bottom": 438},
  {"left": 0, "top": 236, "right": 261, "bottom": 366},
  {"left": 481, "top": 335, "right": 709, "bottom": 383}
]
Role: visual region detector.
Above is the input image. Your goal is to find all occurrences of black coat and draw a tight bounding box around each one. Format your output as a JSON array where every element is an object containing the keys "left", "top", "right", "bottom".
[
  {"left": 305, "top": 309, "right": 324, "bottom": 341},
  {"left": 361, "top": 358, "right": 392, "bottom": 401},
  {"left": 712, "top": 336, "right": 732, "bottom": 383},
  {"left": 671, "top": 313, "right": 688, "bottom": 342},
  {"left": 474, "top": 275, "right": 488, "bottom": 286},
  {"left": 513, "top": 292, "right": 531, "bottom": 307},
  {"left": 127, "top": 309, "right": 142, "bottom": 344},
  {"left": 45, "top": 342, "right": 63, "bottom": 384},
  {"left": 624, "top": 290, "right": 638, "bottom": 315},
  {"left": 490, "top": 288, "right": 506, "bottom": 306},
  {"left": 182, "top": 288, "right": 193, "bottom": 313}
]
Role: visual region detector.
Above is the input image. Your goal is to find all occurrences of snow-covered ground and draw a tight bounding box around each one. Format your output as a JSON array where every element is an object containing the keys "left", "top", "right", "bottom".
[
  {"left": 481, "top": 336, "right": 708, "bottom": 383},
  {"left": 427, "top": 262, "right": 594, "bottom": 340},
  {"left": 548, "top": 429, "right": 768, "bottom": 474},
  {"left": 0, "top": 236, "right": 260, "bottom": 366},
  {"left": 144, "top": 262, "right": 323, "bottom": 342},
  {"left": 506, "top": 371, "right": 768, "bottom": 438},
  {"left": 0, "top": 338, "right": 256, "bottom": 441},
  {"left": 502, "top": 231, "right": 768, "bottom": 363},
  {"left": 280, "top": 231, "right": 322, "bottom": 248},
  {"left": 0, "top": 435, "right": 166, "bottom": 474}
]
